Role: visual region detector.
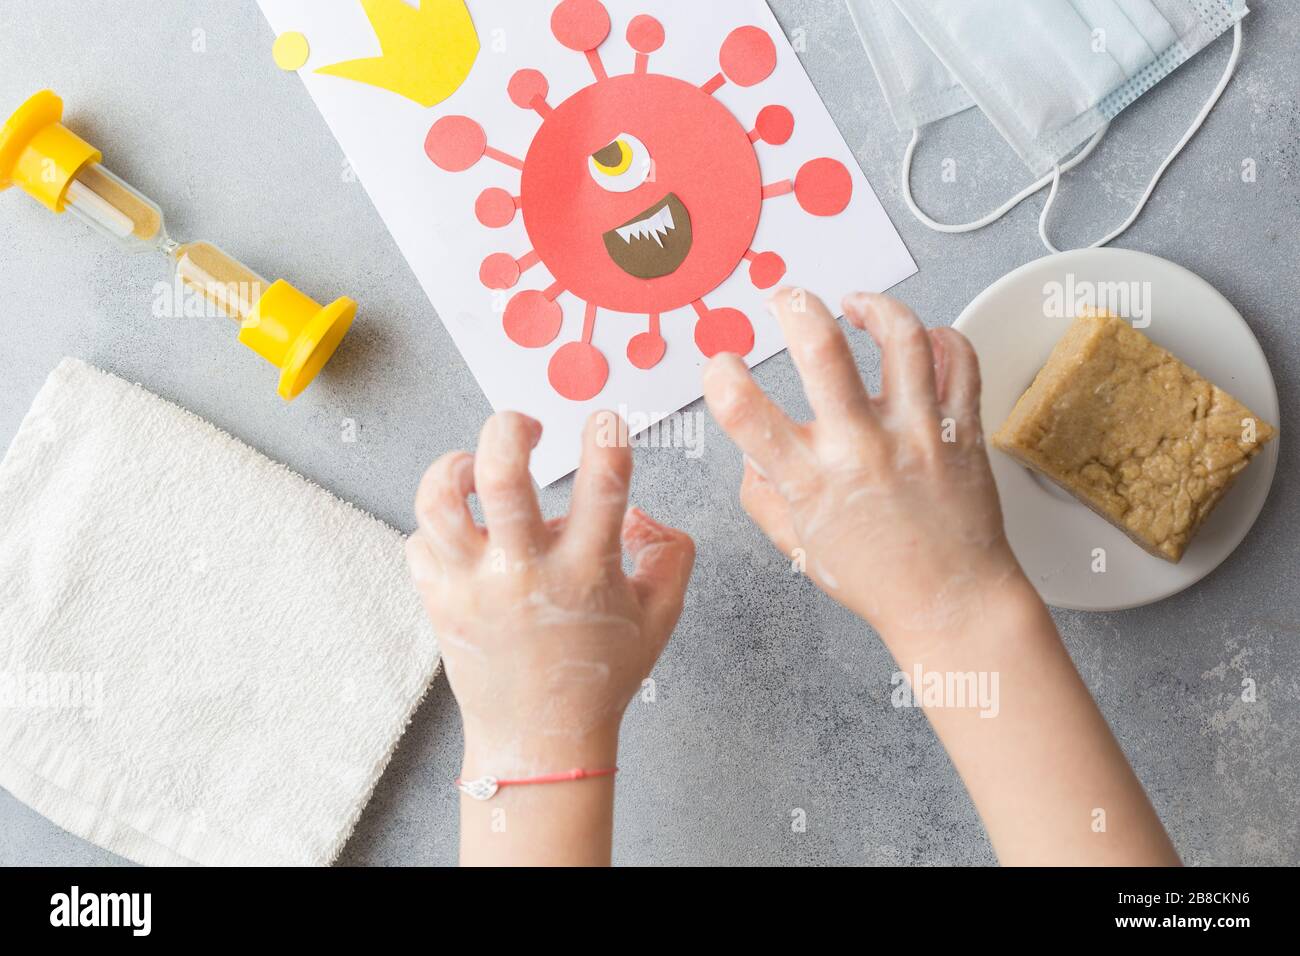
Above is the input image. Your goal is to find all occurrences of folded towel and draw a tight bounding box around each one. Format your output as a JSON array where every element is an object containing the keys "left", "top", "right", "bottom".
[{"left": 0, "top": 359, "right": 439, "bottom": 866}]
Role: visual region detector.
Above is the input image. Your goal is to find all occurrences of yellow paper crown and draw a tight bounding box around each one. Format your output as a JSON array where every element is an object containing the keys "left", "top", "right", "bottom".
[{"left": 317, "top": 0, "right": 480, "bottom": 108}]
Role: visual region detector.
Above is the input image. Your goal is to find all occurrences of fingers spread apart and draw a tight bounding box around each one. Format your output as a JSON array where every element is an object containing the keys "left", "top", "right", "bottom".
[
  {"left": 562, "top": 411, "right": 633, "bottom": 559},
  {"left": 739, "top": 459, "right": 799, "bottom": 559},
  {"left": 843, "top": 292, "right": 940, "bottom": 425},
  {"left": 768, "top": 287, "right": 874, "bottom": 424},
  {"left": 415, "top": 451, "right": 483, "bottom": 562},
  {"left": 928, "top": 327, "right": 983, "bottom": 426},
  {"left": 474, "top": 412, "right": 548, "bottom": 560},
  {"left": 623, "top": 508, "right": 696, "bottom": 644},
  {"left": 703, "top": 352, "right": 815, "bottom": 490}
]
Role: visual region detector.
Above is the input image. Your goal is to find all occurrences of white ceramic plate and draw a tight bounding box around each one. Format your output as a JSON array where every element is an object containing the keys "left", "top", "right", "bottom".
[{"left": 953, "top": 248, "right": 1280, "bottom": 612}]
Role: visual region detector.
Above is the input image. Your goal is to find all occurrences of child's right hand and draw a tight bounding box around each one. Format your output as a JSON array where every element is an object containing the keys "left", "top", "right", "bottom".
[
  {"left": 705, "top": 288, "right": 1180, "bottom": 866},
  {"left": 703, "top": 289, "right": 1027, "bottom": 649},
  {"left": 705, "top": 290, "right": 1179, "bottom": 866}
]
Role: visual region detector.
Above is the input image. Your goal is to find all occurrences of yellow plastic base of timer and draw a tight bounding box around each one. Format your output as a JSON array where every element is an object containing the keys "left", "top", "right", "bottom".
[
  {"left": 0, "top": 90, "right": 101, "bottom": 211},
  {"left": 241, "top": 280, "right": 357, "bottom": 400}
]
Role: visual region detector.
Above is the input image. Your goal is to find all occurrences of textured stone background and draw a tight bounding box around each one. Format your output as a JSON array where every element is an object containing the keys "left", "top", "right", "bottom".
[{"left": 1, "top": 0, "right": 1296, "bottom": 866}]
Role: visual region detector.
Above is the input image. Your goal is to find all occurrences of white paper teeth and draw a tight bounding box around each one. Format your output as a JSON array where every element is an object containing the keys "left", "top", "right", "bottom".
[{"left": 616, "top": 204, "right": 676, "bottom": 246}]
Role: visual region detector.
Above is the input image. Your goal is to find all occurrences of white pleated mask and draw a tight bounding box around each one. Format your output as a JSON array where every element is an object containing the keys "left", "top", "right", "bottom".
[
  {"left": 847, "top": 0, "right": 1249, "bottom": 252},
  {"left": 846, "top": 0, "right": 973, "bottom": 129}
]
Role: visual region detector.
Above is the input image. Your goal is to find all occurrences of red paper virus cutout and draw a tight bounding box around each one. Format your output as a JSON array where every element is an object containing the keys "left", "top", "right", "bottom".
[{"left": 425, "top": 0, "right": 853, "bottom": 402}]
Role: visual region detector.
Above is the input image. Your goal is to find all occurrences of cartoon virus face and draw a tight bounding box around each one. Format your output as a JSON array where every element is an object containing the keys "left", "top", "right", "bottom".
[{"left": 425, "top": 0, "right": 853, "bottom": 401}]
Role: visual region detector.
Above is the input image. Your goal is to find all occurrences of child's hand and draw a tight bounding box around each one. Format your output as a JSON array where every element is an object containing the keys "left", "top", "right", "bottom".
[
  {"left": 703, "top": 289, "right": 1023, "bottom": 649},
  {"left": 702, "top": 290, "right": 1179, "bottom": 866},
  {"left": 406, "top": 411, "right": 694, "bottom": 778}
]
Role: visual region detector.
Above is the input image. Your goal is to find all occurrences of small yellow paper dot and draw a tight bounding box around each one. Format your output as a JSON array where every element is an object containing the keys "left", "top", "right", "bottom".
[{"left": 273, "top": 31, "right": 310, "bottom": 71}]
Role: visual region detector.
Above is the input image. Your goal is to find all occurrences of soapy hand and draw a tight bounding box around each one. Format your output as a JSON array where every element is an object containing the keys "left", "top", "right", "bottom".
[
  {"left": 406, "top": 411, "right": 695, "bottom": 777},
  {"left": 704, "top": 289, "right": 1023, "bottom": 651}
]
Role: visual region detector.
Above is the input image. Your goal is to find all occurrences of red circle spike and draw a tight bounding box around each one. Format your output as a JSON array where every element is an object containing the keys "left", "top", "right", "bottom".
[
  {"left": 549, "top": 342, "right": 610, "bottom": 402},
  {"left": 755, "top": 105, "right": 794, "bottom": 145},
  {"left": 551, "top": 0, "right": 610, "bottom": 52},
  {"left": 508, "top": 70, "right": 549, "bottom": 109},
  {"left": 627, "top": 15, "right": 665, "bottom": 53},
  {"left": 627, "top": 332, "right": 667, "bottom": 370},
  {"left": 504, "top": 291, "right": 563, "bottom": 348},
  {"left": 476, "top": 188, "right": 517, "bottom": 228},
  {"left": 795, "top": 158, "right": 853, "bottom": 216},
  {"left": 748, "top": 252, "right": 787, "bottom": 290},
  {"left": 480, "top": 253, "right": 520, "bottom": 290},
  {"left": 720, "top": 26, "right": 777, "bottom": 87},
  {"left": 425, "top": 116, "right": 487, "bottom": 172},
  {"left": 695, "top": 308, "right": 755, "bottom": 358}
]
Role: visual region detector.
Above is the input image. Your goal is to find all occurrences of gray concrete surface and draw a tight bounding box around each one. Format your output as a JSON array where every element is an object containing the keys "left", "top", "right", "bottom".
[{"left": 1, "top": 1, "right": 1297, "bottom": 867}]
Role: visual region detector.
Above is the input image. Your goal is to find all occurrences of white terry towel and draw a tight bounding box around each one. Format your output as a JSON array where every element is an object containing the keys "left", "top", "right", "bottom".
[{"left": 0, "top": 359, "right": 439, "bottom": 866}]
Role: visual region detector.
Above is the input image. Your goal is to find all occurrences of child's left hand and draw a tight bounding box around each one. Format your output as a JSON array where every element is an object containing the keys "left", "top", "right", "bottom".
[{"left": 406, "top": 411, "right": 695, "bottom": 779}]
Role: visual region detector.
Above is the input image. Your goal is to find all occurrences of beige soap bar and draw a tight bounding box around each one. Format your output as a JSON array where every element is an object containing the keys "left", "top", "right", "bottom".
[{"left": 993, "top": 314, "right": 1276, "bottom": 563}]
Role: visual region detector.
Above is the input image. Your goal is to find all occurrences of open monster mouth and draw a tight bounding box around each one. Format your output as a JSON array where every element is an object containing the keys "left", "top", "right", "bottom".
[{"left": 602, "top": 193, "right": 693, "bottom": 279}]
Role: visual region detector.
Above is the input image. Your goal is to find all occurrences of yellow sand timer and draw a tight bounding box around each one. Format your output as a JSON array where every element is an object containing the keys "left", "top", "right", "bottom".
[{"left": 0, "top": 90, "right": 356, "bottom": 400}]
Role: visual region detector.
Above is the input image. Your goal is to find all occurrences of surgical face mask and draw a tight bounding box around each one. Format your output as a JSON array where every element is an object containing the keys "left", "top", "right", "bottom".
[
  {"left": 847, "top": 0, "right": 1248, "bottom": 252},
  {"left": 846, "top": 0, "right": 973, "bottom": 129}
]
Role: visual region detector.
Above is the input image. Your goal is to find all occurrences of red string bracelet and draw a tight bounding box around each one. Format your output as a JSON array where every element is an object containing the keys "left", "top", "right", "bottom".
[{"left": 455, "top": 768, "right": 619, "bottom": 801}]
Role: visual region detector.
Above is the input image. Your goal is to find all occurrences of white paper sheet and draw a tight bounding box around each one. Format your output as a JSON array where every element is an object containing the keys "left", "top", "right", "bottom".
[{"left": 257, "top": 0, "right": 917, "bottom": 484}]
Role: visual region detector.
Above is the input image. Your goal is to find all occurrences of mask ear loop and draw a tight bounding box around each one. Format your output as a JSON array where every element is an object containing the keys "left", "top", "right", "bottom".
[
  {"left": 901, "top": 126, "right": 1106, "bottom": 233},
  {"left": 1039, "top": 20, "right": 1244, "bottom": 253}
]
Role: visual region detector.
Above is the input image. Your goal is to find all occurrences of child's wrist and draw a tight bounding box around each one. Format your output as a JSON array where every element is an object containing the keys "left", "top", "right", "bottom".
[
  {"left": 461, "top": 724, "right": 621, "bottom": 779},
  {"left": 881, "top": 572, "right": 1053, "bottom": 672}
]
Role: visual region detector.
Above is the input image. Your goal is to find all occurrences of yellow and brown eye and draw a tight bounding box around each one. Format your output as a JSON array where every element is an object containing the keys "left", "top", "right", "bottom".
[
  {"left": 591, "top": 140, "right": 632, "bottom": 175},
  {"left": 588, "top": 133, "right": 652, "bottom": 193}
]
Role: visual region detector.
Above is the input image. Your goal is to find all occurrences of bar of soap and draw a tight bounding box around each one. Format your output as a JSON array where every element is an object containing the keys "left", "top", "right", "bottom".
[{"left": 992, "top": 314, "right": 1276, "bottom": 563}]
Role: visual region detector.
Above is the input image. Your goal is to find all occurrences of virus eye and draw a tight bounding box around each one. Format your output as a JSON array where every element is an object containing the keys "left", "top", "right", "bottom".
[{"left": 588, "top": 133, "right": 652, "bottom": 193}]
